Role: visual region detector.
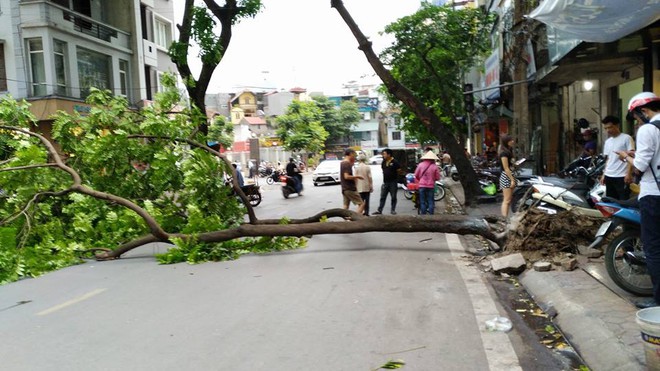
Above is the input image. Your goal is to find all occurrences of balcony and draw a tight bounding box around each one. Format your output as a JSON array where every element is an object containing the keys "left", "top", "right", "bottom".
[{"left": 19, "top": 1, "right": 131, "bottom": 50}]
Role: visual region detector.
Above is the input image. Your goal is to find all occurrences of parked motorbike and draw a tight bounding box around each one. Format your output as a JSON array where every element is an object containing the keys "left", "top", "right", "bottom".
[
  {"left": 281, "top": 174, "right": 303, "bottom": 199},
  {"left": 511, "top": 156, "right": 605, "bottom": 215},
  {"left": 589, "top": 197, "right": 650, "bottom": 296},
  {"left": 401, "top": 174, "right": 446, "bottom": 202},
  {"left": 259, "top": 164, "right": 273, "bottom": 178},
  {"left": 267, "top": 169, "right": 283, "bottom": 185}
]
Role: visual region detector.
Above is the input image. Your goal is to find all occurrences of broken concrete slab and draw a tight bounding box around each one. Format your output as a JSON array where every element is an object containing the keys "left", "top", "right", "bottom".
[
  {"left": 561, "top": 258, "right": 578, "bottom": 271},
  {"left": 533, "top": 261, "right": 552, "bottom": 272},
  {"left": 491, "top": 253, "right": 527, "bottom": 275},
  {"left": 578, "top": 245, "right": 603, "bottom": 258}
]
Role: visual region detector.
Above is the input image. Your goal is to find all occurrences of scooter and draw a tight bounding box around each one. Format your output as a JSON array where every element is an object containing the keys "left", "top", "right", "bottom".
[
  {"left": 589, "top": 197, "right": 650, "bottom": 296},
  {"left": 511, "top": 157, "right": 605, "bottom": 215},
  {"left": 281, "top": 174, "right": 303, "bottom": 199},
  {"left": 401, "top": 174, "right": 446, "bottom": 202}
]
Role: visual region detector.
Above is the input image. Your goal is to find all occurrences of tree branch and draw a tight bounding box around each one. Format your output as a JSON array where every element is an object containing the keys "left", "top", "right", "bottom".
[
  {"left": 0, "top": 126, "right": 170, "bottom": 240},
  {"left": 1, "top": 188, "right": 74, "bottom": 226},
  {"left": 0, "top": 163, "right": 59, "bottom": 172},
  {"left": 126, "top": 134, "right": 258, "bottom": 224}
]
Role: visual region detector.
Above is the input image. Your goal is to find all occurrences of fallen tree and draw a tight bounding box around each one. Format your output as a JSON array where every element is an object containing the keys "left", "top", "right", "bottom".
[{"left": 0, "top": 89, "right": 505, "bottom": 283}]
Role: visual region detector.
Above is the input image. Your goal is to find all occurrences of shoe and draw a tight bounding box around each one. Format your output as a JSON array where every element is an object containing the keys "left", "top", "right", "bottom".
[
  {"left": 373, "top": 211, "right": 382, "bottom": 215},
  {"left": 634, "top": 298, "right": 658, "bottom": 309},
  {"left": 391, "top": 211, "right": 397, "bottom": 215}
]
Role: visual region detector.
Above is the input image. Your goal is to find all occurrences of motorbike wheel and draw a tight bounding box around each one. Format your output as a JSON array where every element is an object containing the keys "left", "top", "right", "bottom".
[
  {"left": 604, "top": 229, "right": 653, "bottom": 296},
  {"left": 510, "top": 187, "right": 532, "bottom": 213},
  {"left": 433, "top": 185, "right": 446, "bottom": 201},
  {"left": 248, "top": 193, "right": 262, "bottom": 207},
  {"left": 266, "top": 177, "right": 274, "bottom": 185},
  {"left": 403, "top": 190, "right": 414, "bottom": 200},
  {"left": 282, "top": 188, "right": 290, "bottom": 199}
]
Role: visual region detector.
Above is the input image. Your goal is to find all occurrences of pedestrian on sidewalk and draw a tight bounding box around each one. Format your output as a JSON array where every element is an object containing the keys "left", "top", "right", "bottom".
[
  {"left": 354, "top": 154, "right": 373, "bottom": 216},
  {"left": 498, "top": 134, "right": 516, "bottom": 218},
  {"left": 414, "top": 151, "right": 441, "bottom": 215},
  {"left": 600, "top": 116, "right": 635, "bottom": 200},
  {"left": 340, "top": 149, "right": 365, "bottom": 215},
  {"left": 373, "top": 148, "right": 401, "bottom": 215},
  {"left": 617, "top": 92, "right": 660, "bottom": 308}
]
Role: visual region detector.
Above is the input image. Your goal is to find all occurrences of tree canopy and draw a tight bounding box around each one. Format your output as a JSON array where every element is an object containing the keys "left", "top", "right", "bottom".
[
  {"left": 275, "top": 100, "right": 329, "bottom": 154},
  {"left": 379, "top": 3, "right": 494, "bottom": 143}
]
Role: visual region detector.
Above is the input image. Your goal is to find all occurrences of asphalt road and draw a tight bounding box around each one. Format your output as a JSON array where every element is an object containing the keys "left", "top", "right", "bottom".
[{"left": 0, "top": 166, "right": 522, "bottom": 370}]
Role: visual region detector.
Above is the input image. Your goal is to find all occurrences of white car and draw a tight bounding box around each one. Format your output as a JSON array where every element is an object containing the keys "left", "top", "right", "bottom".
[
  {"left": 368, "top": 154, "right": 383, "bottom": 165},
  {"left": 313, "top": 159, "right": 341, "bottom": 186}
]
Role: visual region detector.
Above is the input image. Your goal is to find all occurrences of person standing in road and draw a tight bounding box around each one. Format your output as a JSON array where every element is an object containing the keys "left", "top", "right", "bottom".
[
  {"left": 498, "top": 134, "right": 516, "bottom": 218},
  {"left": 414, "top": 151, "right": 441, "bottom": 215},
  {"left": 373, "top": 148, "right": 401, "bottom": 215},
  {"left": 355, "top": 154, "right": 373, "bottom": 216},
  {"left": 600, "top": 116, "right": 635, "bottom": 200},
  {"left": 616, "top": 92, "right": 660, "bottom": 308},
  {"left": 340, "top": 149, "right": 365, "bottom": 215}
]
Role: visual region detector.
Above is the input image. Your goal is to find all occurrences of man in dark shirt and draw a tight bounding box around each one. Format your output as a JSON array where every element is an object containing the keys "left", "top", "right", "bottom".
[
  {"left": 340, "top": 149, "right": 365, "bottom": 214},
  {"left": 285, "top": 157, "right": 302, "bottom": 193},
  {"left": 373, "top": 148, "right": 401, "bottom": 215}
]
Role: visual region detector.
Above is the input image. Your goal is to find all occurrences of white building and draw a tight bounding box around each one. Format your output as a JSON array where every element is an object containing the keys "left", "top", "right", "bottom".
[{"left": 0, "top": 0, "right": 178, "bottom": 124}]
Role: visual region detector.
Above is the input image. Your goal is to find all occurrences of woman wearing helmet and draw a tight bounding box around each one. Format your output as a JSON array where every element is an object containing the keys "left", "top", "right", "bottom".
[{"left": 616, "top": 92, "right": 660, "bottom": 308}]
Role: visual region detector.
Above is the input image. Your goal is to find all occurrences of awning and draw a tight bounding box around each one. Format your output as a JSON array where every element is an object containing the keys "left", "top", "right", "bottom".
[{"left": 528, "top": 0, "right": 660, "bottom": 43}]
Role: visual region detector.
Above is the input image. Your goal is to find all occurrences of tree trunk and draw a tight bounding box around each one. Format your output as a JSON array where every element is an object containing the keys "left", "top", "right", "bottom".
[
  {"left": 98, "top": 212, "right": 506, "bottom": 260},
  {"left": 330, "top": 0, "right": 482, "bottom": 206}
]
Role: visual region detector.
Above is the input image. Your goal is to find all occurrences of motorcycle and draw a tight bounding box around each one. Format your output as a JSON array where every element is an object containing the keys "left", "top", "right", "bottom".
[
  {"left": 511, "top": 156, "right": 606, "bottom": 215},
  {"left": 281, "top": 174, "right": 303, "bottom": 199},
  {"left": 266, "top": 169, "right": 283, "bottom": 185},
  {"left": 401, "top": 174, "right": 446, "bottom": 202},
  {"left": 589, "top": 197, "right": 650, "bottom": 296}
]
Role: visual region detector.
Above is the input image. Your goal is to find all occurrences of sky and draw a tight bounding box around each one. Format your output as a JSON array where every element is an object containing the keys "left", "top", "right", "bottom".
[{"left": 171, "top": 0, "right": 422, "bottom": 95}]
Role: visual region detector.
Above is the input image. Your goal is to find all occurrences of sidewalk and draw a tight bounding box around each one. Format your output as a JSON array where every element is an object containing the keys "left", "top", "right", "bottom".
[{"left": 445, "top": 179, "right": 646, "bottom": 371}]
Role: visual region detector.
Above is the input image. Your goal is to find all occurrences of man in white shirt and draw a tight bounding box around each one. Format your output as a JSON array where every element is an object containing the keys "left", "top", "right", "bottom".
[
  {"left": 600, "top": 116, "right": 635, "bottom": 200},
  {"left": 617, "top": 92, "right": 660, "bottom": 308}
]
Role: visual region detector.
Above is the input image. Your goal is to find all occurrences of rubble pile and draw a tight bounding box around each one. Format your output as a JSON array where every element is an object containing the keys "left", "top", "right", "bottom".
[{"left": 505, "top": 209, "right": 601, "bottom": 254}]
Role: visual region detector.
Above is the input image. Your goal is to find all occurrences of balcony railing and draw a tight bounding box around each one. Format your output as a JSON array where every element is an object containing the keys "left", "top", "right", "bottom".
[
  {"left": 19, "top": 1, "right": 131, "bottom": 50},
  {"left": 62, "top": 11, "right": 118, "bottom": 42}
]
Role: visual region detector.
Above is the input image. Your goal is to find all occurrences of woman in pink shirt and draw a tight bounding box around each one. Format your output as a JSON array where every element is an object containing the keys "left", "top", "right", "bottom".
[{"left": 414, "top": 151, "right": 441, "bottom": 214}]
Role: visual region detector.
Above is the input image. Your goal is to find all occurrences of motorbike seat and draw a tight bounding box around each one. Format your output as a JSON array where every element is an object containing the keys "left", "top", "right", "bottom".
[
  {"left": 540, "top": 177, "right": 588, "bottom": 190},
  {"left": 601, "top": 196, "right": 639, "bottom": 209}
]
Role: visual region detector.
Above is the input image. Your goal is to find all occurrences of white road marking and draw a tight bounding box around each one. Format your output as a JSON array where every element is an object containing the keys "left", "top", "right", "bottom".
[
  {"left": 36, "top": 288, "right": 106, "bottom": 316},
  {"left": 445, "top": 234, "right": 522, "bottom": 371}
]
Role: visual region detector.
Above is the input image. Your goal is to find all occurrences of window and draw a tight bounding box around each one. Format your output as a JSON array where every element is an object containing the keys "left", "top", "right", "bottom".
[
  {"left": 53, "top": 40, "right": 67, "bottom": 96},
  {"left": 156, "top": 71, "right": 166, "bottom": 93},
  {"left": 0, "top": 44, "right": 7, "bottom": 91},
  {"left": 77, "top": 47, "right": 111, "bottom": 98},
  {"left": 392, "top": 131, "right": 402, "bottom": 141},
  {"left": 27, "top": 39, "right": 47, "bottom": 96},
  {"left": 118, "top": 59, "right": 129, "bottom": 97},
  {"left": 154, "top": 18, "right": 172, "bottom": 49}
]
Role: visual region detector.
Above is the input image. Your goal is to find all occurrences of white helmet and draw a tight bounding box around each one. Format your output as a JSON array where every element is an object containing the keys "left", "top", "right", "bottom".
[{"left": 628, "top": 92, "right": 660, "bottom": 112}]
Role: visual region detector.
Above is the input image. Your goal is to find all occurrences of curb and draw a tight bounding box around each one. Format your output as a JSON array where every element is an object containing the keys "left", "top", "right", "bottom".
[{"left": 520, "top": 269, "right": 645, "bottom": 371}]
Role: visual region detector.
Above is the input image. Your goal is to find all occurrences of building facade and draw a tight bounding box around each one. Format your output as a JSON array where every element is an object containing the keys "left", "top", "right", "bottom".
[{"left": 0, "top": 0, "right": 178, "bottom": 124}]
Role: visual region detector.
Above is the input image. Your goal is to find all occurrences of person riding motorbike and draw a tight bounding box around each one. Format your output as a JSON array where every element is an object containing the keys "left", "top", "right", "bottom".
[{"left": 286, "top": 157, "right": 303, "bottom": 194}]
